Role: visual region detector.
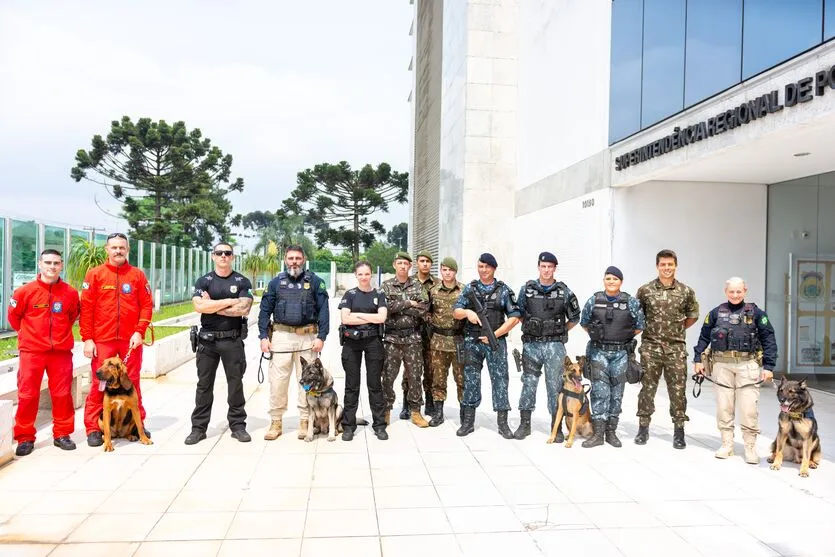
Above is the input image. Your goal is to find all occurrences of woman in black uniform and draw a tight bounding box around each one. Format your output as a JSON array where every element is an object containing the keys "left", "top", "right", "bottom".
[{"left": 339, "top": 260, "right": 389, "bottom": 441}]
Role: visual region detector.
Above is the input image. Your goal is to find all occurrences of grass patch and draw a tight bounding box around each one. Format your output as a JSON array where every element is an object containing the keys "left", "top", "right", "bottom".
[{"left": 152, "top": 301, "right": 195, "bottom": 322}]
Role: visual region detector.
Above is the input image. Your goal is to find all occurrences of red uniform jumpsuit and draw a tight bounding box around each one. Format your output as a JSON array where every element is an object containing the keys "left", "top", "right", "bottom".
[
  {"left": 80, "top": 262, "right": 153, "bottom": 434},
  {"left": 8, "top": 276, "right": 80, "bottom": 442}
]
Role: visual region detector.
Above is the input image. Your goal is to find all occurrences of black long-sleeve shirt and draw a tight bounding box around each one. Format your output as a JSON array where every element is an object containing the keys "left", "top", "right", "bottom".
[{"left": 693, "top": 300, "right": 777, "bottom": 370}]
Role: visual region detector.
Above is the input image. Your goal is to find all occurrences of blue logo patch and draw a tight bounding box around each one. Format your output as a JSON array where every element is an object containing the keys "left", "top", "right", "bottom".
[
  {"left": 52, "top": 301, "right": 63, "bottom": 313},
  {"left": 122, "top": 283, "right": 132, "bottom": 294}
]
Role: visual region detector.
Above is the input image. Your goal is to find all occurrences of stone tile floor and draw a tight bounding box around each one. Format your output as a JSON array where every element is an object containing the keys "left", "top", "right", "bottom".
[{"left": 1, "top": 311, "right": 834, "bottom": 556}]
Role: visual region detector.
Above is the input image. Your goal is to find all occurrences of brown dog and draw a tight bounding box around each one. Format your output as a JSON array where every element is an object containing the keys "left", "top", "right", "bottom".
[
  {"left": 96, "top": 357, "right": 153, "bottom": 452},
  {"left": 768, "top": 377, "right": 822, "bottom": 477},
  {"left": 547, "top": 355, "right": 593, "bottom": 447}
]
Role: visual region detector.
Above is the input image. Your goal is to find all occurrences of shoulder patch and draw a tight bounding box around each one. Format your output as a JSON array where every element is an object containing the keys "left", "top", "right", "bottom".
[
  {"left": 82, "top": 282, "right": 89, "bottom": 290},
  {"left": 704, "top": 315, "right": 710, "bottom": 325},
  {"left": 9, "top": 298, "right": 16, "bottom": 308},
  {"left": 761, "top": 316, "right": 768, "bottom": 325},
  {"left": 319, "top": 281, "right": 325, "bottom": 290}
]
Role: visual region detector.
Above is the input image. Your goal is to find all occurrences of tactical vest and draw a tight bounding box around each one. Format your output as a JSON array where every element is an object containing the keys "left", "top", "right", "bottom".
[
  {"left": 588, "top": 292, "right": 634, "bottom": 344},
  {"left": 710, "top": 302, "right": 760, "bottom": 353},
  {"left": 464, "top": 280, "right": 506, "bottom": 336},
  {"left": 273, "top": 271, "right": 316, "bottom": 326},
  {"left": 521, "top": 280, "right": 567, "bottom": 342}
]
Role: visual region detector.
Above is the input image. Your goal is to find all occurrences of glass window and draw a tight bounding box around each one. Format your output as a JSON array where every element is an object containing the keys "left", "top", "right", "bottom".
[
  {"left": 141, "top": 241, "right": 153, "bottom": 290},
  {"left": 641, "top": 0, "right": 686, "bottom": 128},
  {"left": 609, "top": 0, "right": 644, "bottom": 143},
  {"left": 70, "top": 229, "right": 89, "bottom": 244},
  {"left": 165, "top": 246, "right": 175, "bottom": 304},
  {"left": 44, "top": 226, "right": 67, "bottom": 256},
  {"left": 153, "top": 243, "right": 164, "bottom": 301},
  {"left": 827, "top": 0, "right": 835, "bottom": 39},
  {"left": 129, "top": 237, "right": 139, "bottom": 267},
  {"left": 94, "top": 233, "right": 107, "bottom": 247},
  {"left": 742, "top": 0, "right": 823, "bottom": 79},
  {"left": 685, "top": 0, "right": 743, "bottom": 106},
  {"left": 11, "top": 220, "right": 38, "bottom": 290}
]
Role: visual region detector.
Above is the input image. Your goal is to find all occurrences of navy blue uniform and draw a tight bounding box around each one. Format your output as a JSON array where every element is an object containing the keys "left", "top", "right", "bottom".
[
  {"left": 258, "top": 271, "right": 329, "bottom": 341},
  {"left": 693, "top": 301, "right": 777, "bottom": 370}
]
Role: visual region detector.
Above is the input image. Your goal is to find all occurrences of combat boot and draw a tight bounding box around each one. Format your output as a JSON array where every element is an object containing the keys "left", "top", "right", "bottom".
[
  {"left": 385, "top": 410, "right": 391, "bottom": 425},
  {"left": 497, "top": 411, "right": 514, "bottom": 439},
  {"left": 605, "top": 417, "right": 622, "bottom": 448},
  {"left": 264, "top": 420, "right": 283, "bottom": 440},
  {"left": 424, "top": 390, "right": 435, "bottom": 416},
  {"left": 459, "top": 407, "right": 464, "bottom": 423},
  {"left": 715, "top": 430, "right": 735, "bottom": 459},
  {"left": 551, "top": 412, "right": 564, "bottom": 443},
  {"left": 673, "top": 425, "right": 686, "bottom": 449},
  {"left": 743, "top": 433, "right": 759, "bottom": 465},
  {"left": 411, "top": 411, "right": 429, "bottom": 428},
  {"left": 429, "top": 401, "right": 445, "bottom": 427},
  {"left": 456, "top": 407, "right": 475, "bottom": 436},
  {"left": 634, "top": 424, "right": 649, "bottom": 445},
  {"left": 582, "top": 419, "right": 606, "bottom": 448},
  {"left": 399, "top": 389, "right": 409, "bottom": 420},
  {"left": 296, "top": 419, "right": 308, "bottom": 440},
  {"left": 513, "top": 410, "right": 532, "bottom": 440}
]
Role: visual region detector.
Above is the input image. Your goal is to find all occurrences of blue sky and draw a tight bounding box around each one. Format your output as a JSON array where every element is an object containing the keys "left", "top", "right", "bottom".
[{"left": 0, "top": 0, "right": 412, "bottom": 249}]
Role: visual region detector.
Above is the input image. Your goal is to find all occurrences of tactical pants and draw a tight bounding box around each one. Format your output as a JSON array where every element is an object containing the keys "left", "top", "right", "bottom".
[
  {"left": 713, "top": 359, "right": 761, "bottom": 436},
  {"left": 14, "top": 350, "right": 74, "bottom": 442},
  {"left": 401, "top": 331, "right": 434, "bottom": 398},
  {"left": 341, "top": 337, "right": 386, "bottom": 430},
  {"left": 636, "top": 348, "right": 689, "bottom": 427},
  {"left": 461, "top": 337, "right": 511, "bottom": 412},
  {"left": 518, "top": 341, "right": 566, "bottom": 416},
  {"left": 430, "top": 349, "right": 464, "bottom": 403},
  {"left": 191, "top": 338, "right": 247, "bottom": 433},
  {"left": 383, "top": 341, "right": 424, "bottom": 411},
  {"left": 84, "top": 340, "right": 145, "bottom": 434},
  {"left": 268, "top": 329, "right": 317, "bottom": 420},
  {"left": 587, "top": 347, "right": 628, "bottom": 421}
]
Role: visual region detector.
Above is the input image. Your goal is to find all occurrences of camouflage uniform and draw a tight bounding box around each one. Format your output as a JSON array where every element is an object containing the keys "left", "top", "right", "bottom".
[
  {"left": 415, "top": 274, "right": 439, "bottom": 400},
  {"left": 635, "top": 279, "right": 699, "bottom": 427},
  {"left": 427, "top": 280, "right": 465, "bottom": 402},
  {"left": 453, "top": 280, "right": 521, "bottom": 412},
  {"left": 580, "top": 293, "right": 645, "bottom": 421},
  {"left": 381, "top": 277, "right": 428, "bottom": 411}
]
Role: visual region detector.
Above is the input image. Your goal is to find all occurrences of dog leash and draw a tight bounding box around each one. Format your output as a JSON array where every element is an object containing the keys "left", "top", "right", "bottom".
[
  {"left": 257, "top": 345, "right": 317, "bottom": 384},
  {"left": 691, "top": 373, "right": 763, "bottom": 398}
]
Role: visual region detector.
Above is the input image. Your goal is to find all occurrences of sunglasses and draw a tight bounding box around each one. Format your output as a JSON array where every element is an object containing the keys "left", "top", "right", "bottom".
[
  {"left": 106, "top": 232, "right": 128, "bottom": 240},
  {"left": 213, "top": 250, "right": 234, "bottom": 257}
]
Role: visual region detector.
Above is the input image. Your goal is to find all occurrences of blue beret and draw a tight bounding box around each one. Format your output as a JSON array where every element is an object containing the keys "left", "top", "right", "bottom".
[
  {"left": 478, "top": 252, "right": 498, "bottom": 268},
  {"left": 605, "top": 266, "right": 623, "bottom": 281},
  {"left": 538, "top": 251, "right": 558, "bottom": 265}
]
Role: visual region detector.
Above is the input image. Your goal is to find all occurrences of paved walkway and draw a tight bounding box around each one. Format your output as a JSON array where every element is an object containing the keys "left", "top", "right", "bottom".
[{"left": 1, "top": 300, "right": 834, "bottom": 556}]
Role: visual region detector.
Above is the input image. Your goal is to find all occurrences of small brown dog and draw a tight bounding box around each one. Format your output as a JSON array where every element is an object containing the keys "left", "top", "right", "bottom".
[
  {"left": 547, "top": 355, "right": 593, "bottom": 447},
  {"left": 768, "top": 377, "right": 822, "bottom": 477},
  {"left": 96, "top": 357, "right": 153, "bottom": 452}
]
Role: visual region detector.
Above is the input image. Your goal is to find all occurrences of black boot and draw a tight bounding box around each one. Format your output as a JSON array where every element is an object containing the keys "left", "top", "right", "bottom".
[
  {"left": 582, "top": 420, "right": 605, "bottom": 448},
  {"left": 605, "top": 417, "right": 622, "bottom": 448},
  {"left": 456, "top": 407, "right": 475, "bottom": 436},
  {"left": 424, "top": 391, "right": 435, "bottom": 416},
  {"left": 673, "top": 425, "right": 686, "bottom": 449},
  {"left": 399, "top": 390, "right": 409, "bottom": 420},
  {"left": 552, "top": 412, "right": 564, "bottom": 443},
  {"left": 459, "top": 407, "right": 464, "bottom": 423},
  {"left": 497, "top": 411, "right": 514, "bottom": 439},
  {"left": 513, "top": 410, "right": 532, "bottom": 440},
  {"left": 429, "top": 400, "right": 445, "bottom": 427},
  {"left": 634, "top": 424, "right": 649, "bottom": 445}
]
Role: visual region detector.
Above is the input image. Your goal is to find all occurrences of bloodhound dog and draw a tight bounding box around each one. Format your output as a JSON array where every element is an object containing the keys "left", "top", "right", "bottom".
[{"left": 96, "top": 357, "right": 153, "bottom": 452}]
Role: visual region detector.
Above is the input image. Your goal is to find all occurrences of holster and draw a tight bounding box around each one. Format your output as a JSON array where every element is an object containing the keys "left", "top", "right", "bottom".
[
  {"left": 455, "top": 340, "right": 469, "bottom": 366},
  {"left": 190, "top": 326, "right": 198, "bottom": 353},
  {"left": 338, "top": 324, "right": 346, "bottom": 346},
  {"left": 240, "top": 317, "right": 249, "bottom": 340},
  {"left": 626, "top": 353, "right": 643, "bottom": 384}
]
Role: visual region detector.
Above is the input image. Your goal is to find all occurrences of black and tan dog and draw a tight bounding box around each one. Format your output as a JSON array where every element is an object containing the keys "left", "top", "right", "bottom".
[
  {"left": 547, "top": 355, "right": 593, "bottom": 447},
  {"left": 96, "top": 357, "right": 153, "bottom": 452},
  {"left": 767, "top": 377, "right": 822, "bottom": 477},
  {"left": 299, "top": 356, "right": 343, "bottom": 442}
]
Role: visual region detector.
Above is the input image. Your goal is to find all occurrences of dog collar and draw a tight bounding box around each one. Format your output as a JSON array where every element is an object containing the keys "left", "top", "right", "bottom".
[{"left": 305, "top": 386, "right": 334, "bottom": 397}]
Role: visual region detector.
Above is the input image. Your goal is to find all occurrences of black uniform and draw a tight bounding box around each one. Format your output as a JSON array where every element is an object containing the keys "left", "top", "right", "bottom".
[
  {"left": 694, "top": 301, "right": 777, "bottom": 370},
  {"left": 190, "top": 270, "right": 253, "bottom": 433},
  {"left": 338, "top": 287, "right": 387, "bottom": 431}
]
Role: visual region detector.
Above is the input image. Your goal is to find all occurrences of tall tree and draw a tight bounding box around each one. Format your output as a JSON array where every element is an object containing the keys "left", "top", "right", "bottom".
[
  {"left": 233, "top": 210, "right": 315, "bottom": 256},
  {"left": 280, "top": 161, "right": 408, "bottom": 261},
  {"left": 71, "top": 117, "right": 244, "bottom": 249},
  {"left": 386, "top": 222, "right": 408, "bottom": 251}
]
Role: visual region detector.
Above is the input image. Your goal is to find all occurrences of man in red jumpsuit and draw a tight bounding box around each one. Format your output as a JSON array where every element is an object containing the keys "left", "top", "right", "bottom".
[
  {"left": 81, "top": 233, "right": 153, "bottom": 447},
  {"left": 9, "top": 249, "right": 80, "bottom": 456}
]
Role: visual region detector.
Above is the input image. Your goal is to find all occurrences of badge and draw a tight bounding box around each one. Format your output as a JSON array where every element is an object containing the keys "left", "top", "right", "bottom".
[
  {"left": 304, "top": 283, "right": 310, "bottom": 289},
  {"left": 82, "top": 282, "right": 89, "bottom": 290},
  {"left": 145, "top": 284, "right": 152, "bottom": 295},
  {"left": 52, "top": 301, "right": 63, "bottom": 313},
  {"left": 230, "top": 285, "right": 238, "bottom": 294},
  {"left": 729, "top": 314, "right": 740, "bottom": 325},
  {"left": 373, "top": 298, "right": 378, "bottom": 305},
  {"left": 9, "top": 298, "right": 16, "bottom": 308},
  {"left": 122, "top": 283, "right": 132, "bottom": 294}
]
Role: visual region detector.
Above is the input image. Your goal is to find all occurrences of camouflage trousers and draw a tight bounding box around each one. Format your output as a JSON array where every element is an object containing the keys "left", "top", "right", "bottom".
[
  {"left": 636, "top": 348, "right": 689, "bottom": 427},
  {"left": 461, "top": 337, "right": 510, "bottom": 412},
  {"left": 587, "top": 346, "right": 628, "bottom": 421},
  {"left": 518, "top": 341, "right": 566, "bottom": 416},
  {"left": 382, "top": 341, "right": 424, "bottom": 411},
  {"left": 430, "top": 349, "right": 464, "bottom": 403},
  {"left": 399, "top": 333, "right": 433, "bottom": 398}
]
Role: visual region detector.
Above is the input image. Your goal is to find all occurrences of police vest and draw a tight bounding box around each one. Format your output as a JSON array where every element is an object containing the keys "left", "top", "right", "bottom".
[
  {"left": 710, "top": 302, "right": 760, "bottom": 353},
  {"left": 588, "top": 292, "right": 634, "bottom": 344},
  {"left": 273, "top": 271, "right": 316, "bottom": 326},
  {"left": 521, "top": 280, "right": 567, "bottom": 342},
  {"left": 464, "top": 280, "right": 506, "bottom": 336}
]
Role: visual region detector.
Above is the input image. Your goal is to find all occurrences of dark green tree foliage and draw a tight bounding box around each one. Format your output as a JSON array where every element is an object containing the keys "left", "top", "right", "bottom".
[
  {"left": 233, "top": 210, "right": 315, "bottom": 256},
  {"left": 386, "top": 222, "right": 408, "bottom": 251},
  {"left": 280, "top": 161, "right": 408, "bottom": 261},
  {"left": 363, "top": 241, "right": 399, "bottom": 271},
  {"left": 71, "top": 117, "right": 244, "bottom": 249}
]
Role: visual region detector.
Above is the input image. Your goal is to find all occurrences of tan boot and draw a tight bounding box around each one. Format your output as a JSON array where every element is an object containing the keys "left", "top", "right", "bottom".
[
  {"left": 264, "top": 420, "right": 283, "bottom": 441},
  {"left": 715, "top": 430, "right": 734, "bottom": 459},
  {"left": 410, "top": 411, "right": 429, "bottom": 428},
  {"left": 743, "top": 433, "right": 759, "bottom": 465},
  {"left": 385, "top": 411, "right": 391, "bottom": 425},
  {"left": 297, "top": 419, "right": 309, "bottom": 440}
]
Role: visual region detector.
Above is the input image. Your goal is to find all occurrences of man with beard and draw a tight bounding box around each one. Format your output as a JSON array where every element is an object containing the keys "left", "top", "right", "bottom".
[{"left": 259, "top": 245, "right": 330, "bottom": 440}]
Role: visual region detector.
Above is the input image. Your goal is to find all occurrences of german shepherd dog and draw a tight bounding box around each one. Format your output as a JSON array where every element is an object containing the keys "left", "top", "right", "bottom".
[
  {"left": 96, "top": 357, "right": 153, "bottom": 452},
  {"left": 299, "top": 356, "right": 344, "bottom": 442},
  {"left": 767, "top": 377, "right": 822, "bottom": 477},
  {"left": 547, "top": 355, "right": 593, "bottom": 447}
]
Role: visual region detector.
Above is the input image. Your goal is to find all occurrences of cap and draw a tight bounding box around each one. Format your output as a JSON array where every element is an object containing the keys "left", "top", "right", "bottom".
[
  {"left": 478, "top": 252, "right": 498, "bottom": 268},
  {"left": 394, "top": 251, "right": 413, "bottom": 263},
  {"left": 604, "top": 265, "right": 623, "bottom": 281},
  {"left": 416, "top": 250, "right": 433, "bottom": 262},
  {"left": 538, "top": 251, "right": 558, "bottom": 265},
  {"left": 440, "top": 256, "right": 458, "bottom": 272}
]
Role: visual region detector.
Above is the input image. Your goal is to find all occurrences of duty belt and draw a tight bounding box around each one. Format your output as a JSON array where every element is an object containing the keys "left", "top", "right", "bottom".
[
  {"left": 589, "top": 340, "right": 631, "bottom": 351},
  {"left": 200, "top": 328, "right": 240, "bottom": 339},
  {"left": 344, "top": 328, "right": 379, "bottom": 339},
  {"left": 274, "top": 323, "right": 318, "bottom": 335},
  {"left": 713, "top": 350, "right": 756, "bottom": 363},
  {"left": 432, "top": 326, "right": 462, "bottom": 337},
  {"left": 522, "top": 334, "right": 565, "bottom": 343}
]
